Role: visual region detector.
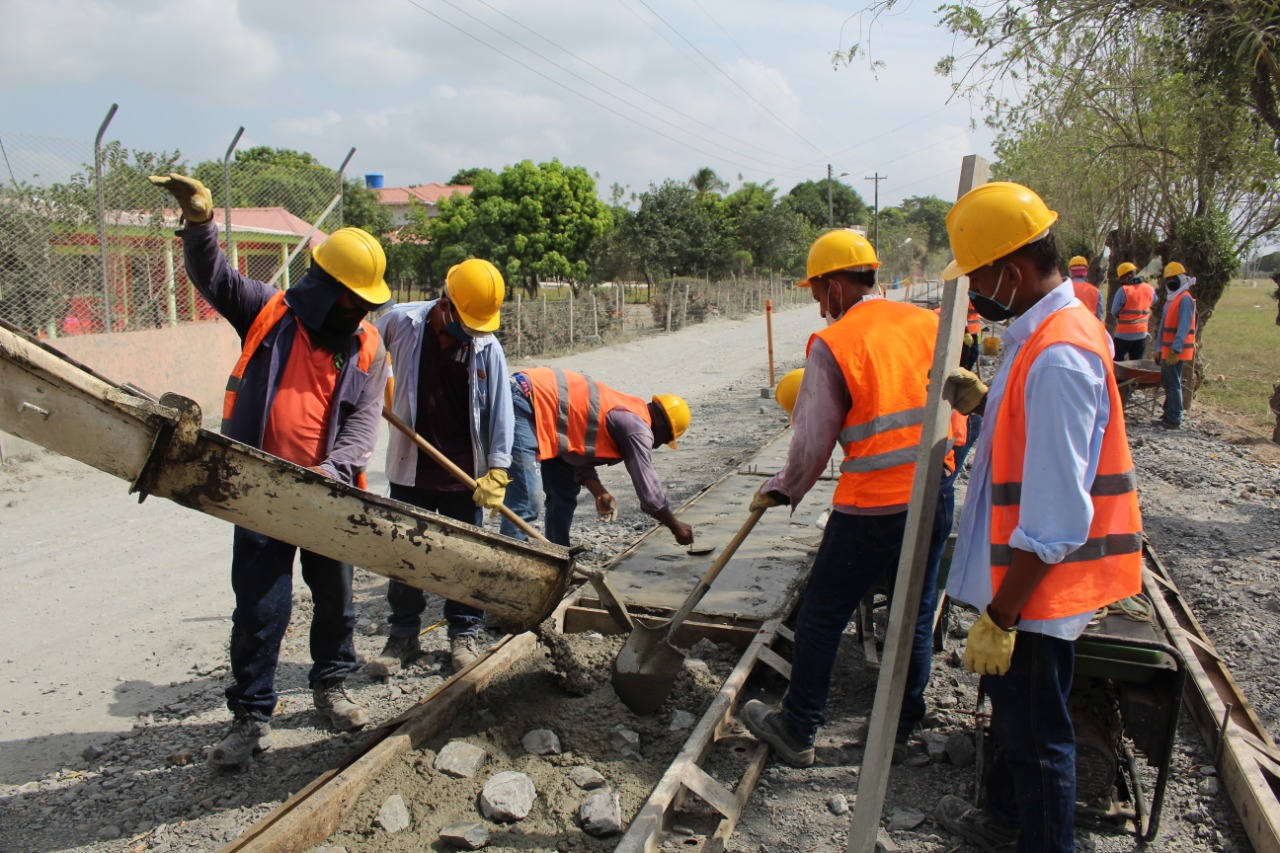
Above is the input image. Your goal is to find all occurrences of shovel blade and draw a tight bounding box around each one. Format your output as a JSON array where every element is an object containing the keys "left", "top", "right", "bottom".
[{"left": 611, "top": 623, "right": 685, "bottom": 715}]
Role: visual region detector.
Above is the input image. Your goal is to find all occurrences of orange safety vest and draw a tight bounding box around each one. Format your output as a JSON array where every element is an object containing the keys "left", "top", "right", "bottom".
[
  {"left": 224, "top": 290, "right": 380, "bottom": 487},
  {"left": 989, "top": 304, "right": 1142, "bottom": 620},
  {"left": 811, "top": 300, "right": 953, "bottom": 510},
  {"left": 523, "top": 367, "right": 651, "bottom": 462},
  {"left": 966, "top": 303, "right": 980, "bottom": 335},
  {"left": 1114, "top": 283, "right": 1155, "bottom": 336},
  {"left": 1071, "top": 281, "right": 1100, "bottom": 316},
  {"left": 1159, "top": 290, "right": 1197, "bottom": 362}
]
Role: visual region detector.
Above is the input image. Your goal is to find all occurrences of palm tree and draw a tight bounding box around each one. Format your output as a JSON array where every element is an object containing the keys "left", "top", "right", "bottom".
[{"left": 688, "top": 167, "right": 728, "bottom": 199}]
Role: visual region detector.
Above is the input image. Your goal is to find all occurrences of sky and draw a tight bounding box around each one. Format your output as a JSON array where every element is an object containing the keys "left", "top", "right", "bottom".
[{"left": 0, "top": 0, "right": 996, "bottom": 209}]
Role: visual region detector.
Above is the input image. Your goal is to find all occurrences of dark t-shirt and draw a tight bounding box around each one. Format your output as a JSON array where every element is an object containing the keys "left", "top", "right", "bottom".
[{"left": 413, "top": 328, "right": 473, "bottom": 490}]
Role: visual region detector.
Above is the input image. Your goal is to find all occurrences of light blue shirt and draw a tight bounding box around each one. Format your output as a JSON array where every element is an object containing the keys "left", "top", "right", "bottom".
[
  {"left": 947, "top": 282, "right": 1112, "bottom": 640},
  {"left": 377, "top": 299, "right": 514, "bottom": 487}
]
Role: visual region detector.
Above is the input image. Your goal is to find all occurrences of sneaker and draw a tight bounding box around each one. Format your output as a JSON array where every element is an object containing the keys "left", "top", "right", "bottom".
[
  {"left": 450, "top": 635, "right": 481, "bottom": 672},
  {"left": 365, "top": 635, "right": 422, "bottom": 678},
  {"left": 741, "top": 699, "right": 815, "bottom": 768},
  {"left": 312, "top": 680, "right": 370, "bottom": 731},
  {"left": 1158, "top": 420, "right": 1181, "bottom": 430},
  {"left": 208, "top": 714, "right": 271, "bottom": 767},
  {"left": 935, "top": 794, "right": 1019, "bottom": 852}
]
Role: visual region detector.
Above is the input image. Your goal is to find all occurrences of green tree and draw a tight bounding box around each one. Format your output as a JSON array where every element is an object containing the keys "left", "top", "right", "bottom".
[
  {"left": 724, "top": 181, "right": 810, "bottom": 274},
  {"left": 192, "top": 146, "right": 339, "bottom": 223},
  {"left": 626, "top": 180, "right": 736, "bottom": 284},
  {"left": 688, "top": 167, "right": 729, "bottom": 199},
  {"left": 784, "top": 179, "right": 870, "bottom": 231}
]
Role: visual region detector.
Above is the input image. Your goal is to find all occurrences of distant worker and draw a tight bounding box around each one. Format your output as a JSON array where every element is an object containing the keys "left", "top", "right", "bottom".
[
  {"left": 369, "top": 259, "right": 514, "bottom": 676},
  {"left": 934, "top": 182, "right": 1142, "bottom": 853},
  {"left": 961, "top": 300, "right": 982, "bottom": 370},
  {"left": 149, "top": 174, "right": 390, "bottom": 767},
  {"left": 1156, "top": 261, "right": 1198, "bottom": 430},
  {"left": 1067, "top": 254, "right": 1104, "bottom": 320},
  {"left": 501, "top": 368, "right": 694, "bottom": 548},
  {"left": 1110, "top": 262, "right": 1155, "bottom": 361},
  {"left": 740, "top": 229, "right": 979, "bottom": 768}
]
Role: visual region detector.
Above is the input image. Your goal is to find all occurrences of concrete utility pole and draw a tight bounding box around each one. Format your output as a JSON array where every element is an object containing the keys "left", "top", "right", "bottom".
[{"left": 865, "top": 172, "right": 887, "bottom": 254}]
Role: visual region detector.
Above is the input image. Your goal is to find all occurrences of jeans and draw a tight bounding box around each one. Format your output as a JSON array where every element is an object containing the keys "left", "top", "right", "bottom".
[
  {"left": 983, "top": 631, "right": 1077, "bottom": 853},
  {"left": 386, "top": 484, "right": 484, "bottom": 640},
  {"left": 779, "top": 489, "right": 950, "bottom": 746},
  {"left": 227, "top": 526, "right": 358, "bottom": 720},
  {"left": 541, "top": 457, "right": 582, "bottom": 547},
  {"left": 1161, "top": 359, "right": 1184, "bottom": 425},
  {"left": 500, "top": 388, "right": 543, "bottom": 541},
  {"left": 1112, "top": 336, "right": 1146, "bottom": 362},
  {"left": 960, "top": 337, "right": 979, "bottom": 371}
]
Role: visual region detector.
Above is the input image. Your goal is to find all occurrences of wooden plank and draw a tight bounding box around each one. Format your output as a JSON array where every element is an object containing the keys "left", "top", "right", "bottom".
[
  {"left": 703, "top": 743, "right": 770, "bottom": 853},
  {"left": 677, "top": 762, "right": 738, "bottom": 818}
]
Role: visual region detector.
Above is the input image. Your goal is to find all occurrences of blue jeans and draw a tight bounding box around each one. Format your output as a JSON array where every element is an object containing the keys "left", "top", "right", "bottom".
[
  {"left": 1161, "top": 359, "right": 1184, "bottom": 425},
  {"left": 779, "top": 489, "right": 950, "bottom": 747},
  {"left": 227, "top": 526, "right": 359, "bottom": 720},
  {"left": 540, "top": 457, "right": 582, "bottom": 547},
  {"left": 500, "top": 388, "right": 543, "bottom": 541},
  {"left": 983, "top": 631, "right": 1077, "bottom": 853},
  {"left": 387, "top": 484, "right": 484, "bottom": 640}
]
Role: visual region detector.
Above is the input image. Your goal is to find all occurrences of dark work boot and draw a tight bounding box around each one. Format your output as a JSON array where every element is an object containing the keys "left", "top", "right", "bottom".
[
  {"left": 208, "top": 713, "right": 271, "bottom": 767},
  {"left": 741, "top": 699, "right": 815, "bottom": 768}
]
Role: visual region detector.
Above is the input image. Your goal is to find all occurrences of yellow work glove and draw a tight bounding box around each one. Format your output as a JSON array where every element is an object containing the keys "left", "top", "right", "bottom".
[
  {"left": 472, "top": 468, "right": 510, "bottom": 514},
  {"left": 148, "top": 173, "right": 213, "bottom": 224},
  {"left": 963, "top": 609, "right": 1017, "bottom": 676},
  {"left": 963, "top": 332, "right": 975, "bottom": 347},
  {"left": 1163, "top": 351, "right": 1180, "bottom": 367},
  {"left": 946, "top": 367, "right": 989, "bottom": 416},
  {"left": 749, "top": 488, "right": 786, "bottom": 512}
]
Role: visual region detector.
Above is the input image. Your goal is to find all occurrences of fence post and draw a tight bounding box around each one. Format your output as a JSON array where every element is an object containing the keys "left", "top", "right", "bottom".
[
  {"left": 335, "top": 147, "right": 355, "bottom": 230},
  {"left": 682, "top": 281, "right": 689, "bottom": 328},
  {"left": 592, "top": 291, "right": 599, "bottom": 338},
  {"left": 223, "top": 126, "right": 244, "bottom": 271},
  {"left": 516, "top": 289, "right": 522, "bottom": 359},
  {"left": 94, "top": 103, "right": 118, "bottom": 333},
  {"left": 666, "top": 279, "right": 675, "bottom": 333},
  {"left": 541, "top": 292, "right": 547, "bottom": 348},
  {"left": 568, "top": 287, "right": 575, "bottom": 349}
]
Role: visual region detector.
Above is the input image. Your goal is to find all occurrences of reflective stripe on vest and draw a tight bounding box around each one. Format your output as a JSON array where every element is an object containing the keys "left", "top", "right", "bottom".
[
  {"left": 523, "top": 367, "right": 651, "bottom": 461},
  {"left": 811, "top": 299, "right": 952, "bottom": 509},
  {"left": 1114, "top": 283, "right": 1154, "bottom": 335},
  {"left": 1159, "top": 290, "right": 1197, "bottom": 362},
  {"left": 966, "top": 304, "right": 980, "bottom": 335},
  {"left": 989, "top": 303, "right": 1143, "bottom": 620}
]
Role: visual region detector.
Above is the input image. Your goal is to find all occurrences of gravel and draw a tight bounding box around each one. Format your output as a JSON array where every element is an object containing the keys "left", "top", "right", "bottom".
[{"left": 2, "top": 304, "right": 1277, "bottom": 853}]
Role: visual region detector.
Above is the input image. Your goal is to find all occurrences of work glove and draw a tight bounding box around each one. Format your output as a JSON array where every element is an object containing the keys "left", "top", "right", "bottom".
[
  {"left": 946, "top": 367, "right": 988, "bottom": 416},
  {"left": 962, "top": 608, "right": 1017, "bottom": 676},
  {"left": 595, "top": 492, "right": 619, "bottom": 522},
  {"left": 472, "top": 468, "right": 510, "bottom": 514},
  {"left": 963, "top": 332, "right": 975, "bottom": 347},
  {"left": 1163, "top": 351, "right": 1180, "bottom": 367},
  {"left": 749, "top": 488, "right": 787, "bottom": 512},
  {"left": 148, "top": 173, "right": 214, "bottom": 224}
]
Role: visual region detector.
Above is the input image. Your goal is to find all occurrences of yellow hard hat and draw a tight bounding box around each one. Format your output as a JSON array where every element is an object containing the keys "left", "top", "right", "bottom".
[
  {"left": 652, "top": 393, "right": 690, "bottom": 448},
  {"left": 312, "top": 227, "right": 391, "bottom": 306},
  {"left": 1116, "top": 262, "right": 1137, "bottom": 278},
  {"left": 942, "top": 182, "right": 1059, "bottom": 279},
  {"left": 775, "top": 368, "right": 804, "bottom": 417},
  {"left": 1163, "top": 261, "right": 1186, "bottom": 278},
  {"left": 797, "top": 229, "right": 880, "bottom": 287},
  {"left": 445, "top": 259, "right": 505, "bottom": 332},
  {"left": 1068, "top": 255, "right": 1088, "bottom": 269}
]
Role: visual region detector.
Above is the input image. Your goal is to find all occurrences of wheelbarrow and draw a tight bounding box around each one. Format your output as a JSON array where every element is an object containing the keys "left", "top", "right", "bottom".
[{"left": 1114, "top": 359, "right": 1163, "bottom": 420}]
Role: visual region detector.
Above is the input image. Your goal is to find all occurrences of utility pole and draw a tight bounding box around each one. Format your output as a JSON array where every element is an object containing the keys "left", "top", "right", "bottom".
[{"left": 865, "top": 173, "right": 886, "bottom": 254}]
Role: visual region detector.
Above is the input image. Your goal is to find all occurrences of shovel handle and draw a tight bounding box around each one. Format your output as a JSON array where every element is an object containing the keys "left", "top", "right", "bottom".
[
  {"left": 382, "top": 408, "right": 550, "bottom": 544},
  {"left": 662, "top": 507, "right": 765, "bottom": 635}
]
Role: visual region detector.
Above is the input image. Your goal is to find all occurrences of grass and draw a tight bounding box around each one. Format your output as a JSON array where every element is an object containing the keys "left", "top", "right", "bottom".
[{"left": 1196, "top": 279, "right": 1280, "bottom": 442}]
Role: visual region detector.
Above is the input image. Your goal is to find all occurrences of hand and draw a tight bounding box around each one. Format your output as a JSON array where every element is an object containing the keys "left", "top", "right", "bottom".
[
  {"left": 963, "top": 332, "right": 975, "bottom": 347},
  {"left": 472, "top": 468, "right": 510, "bottom": 513},
  {"left": 1163, "top": 351, "right": 1180, "bottom": 367},
  {"left": 962, "top": 608, "right": 1017, "bottom": 676},
  {"left": 749, "top": 488, "right": 786, "bottom": 512},
  {"left": 946, "top": 367, "right": 988, "bottom": 416},
  {"left": 148, "top": 173, "right": 213, "bottom": 224},
  {"left": 595, "top": 492, "right": 618, "bottom": 522},
  {"left": 670, "top": 519, "right": 694, "bottom": 545}
]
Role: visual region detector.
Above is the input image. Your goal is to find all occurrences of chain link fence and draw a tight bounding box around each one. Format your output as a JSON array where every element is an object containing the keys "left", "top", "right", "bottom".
[{"left": 0, "top": 121, "right": 344, "bottom": 339}]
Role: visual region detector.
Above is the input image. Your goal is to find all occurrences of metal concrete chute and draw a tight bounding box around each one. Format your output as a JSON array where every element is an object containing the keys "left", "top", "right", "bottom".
[{"left": 0, "top": 319, "right": 573, "bottom": 631}]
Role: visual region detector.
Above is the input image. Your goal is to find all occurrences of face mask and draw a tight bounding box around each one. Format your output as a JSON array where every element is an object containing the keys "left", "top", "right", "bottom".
[
  {"left": 824, "top": 282, "right": 847, "bottom": 325},
  {"left": 969, "top": 265, "right": 1018, "bottom": 322},
  {"left": 440, "top": 300, "right": 474, "bottom": 341},
  {"left": 322, "top": 303, "right": 366, "bottom": 337}
]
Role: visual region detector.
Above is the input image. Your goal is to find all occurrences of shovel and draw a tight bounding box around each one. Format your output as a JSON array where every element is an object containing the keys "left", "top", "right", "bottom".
[
  {"left": 381, "top": 408, "right": 637, "bottom": 630},
  {"left": 612, "top": 507, "right": 765, "bottom": 714}
]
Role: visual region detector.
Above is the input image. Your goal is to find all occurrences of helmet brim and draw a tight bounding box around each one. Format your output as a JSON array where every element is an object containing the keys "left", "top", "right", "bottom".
[
  {"left": 941, "top": 259, "right": 964, "bottom": 280},
  {"left": 453, "top": 304, "right": 501, "bottom": 332}
]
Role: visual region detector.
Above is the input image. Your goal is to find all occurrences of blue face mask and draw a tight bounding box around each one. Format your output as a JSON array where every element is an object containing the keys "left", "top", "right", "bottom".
[
  {"left": 970, "top": 265, "right": 1018, "bottom": 322},
  {"left": 441, "top": 300, "right": 474, "bottom": 341}
]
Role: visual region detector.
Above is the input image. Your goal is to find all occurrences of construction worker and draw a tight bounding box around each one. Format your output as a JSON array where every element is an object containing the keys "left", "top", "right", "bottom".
[
  {"left": 149, "top": 174, "right": 390, "bottom": 766},
  {"left": 500, "top": 368, "right": 694, "bottom": 548},
  {"left": 1067, "top": 254, "right": 1104, "bottom": 320},
  {"left": 740, "top": 229, "right": 980, "bottom": 767},
  {"left": 960, "top": 301, "right": 982, "bottom": 370},
  {"left": 774, "top": 367, "right": 805, "bottom": 419},
  {"left": 1110, "top": 262, "right": 1155, "bottom": 361},
  {"left": 1156, "top": 261, "right": 1198, "bottom": 430},
  {"left": 934, "top": 182, "right": 1142, "bottom": 853},
  {"left": 368, "top": 259, "right": 513, "bottom": 676}
]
